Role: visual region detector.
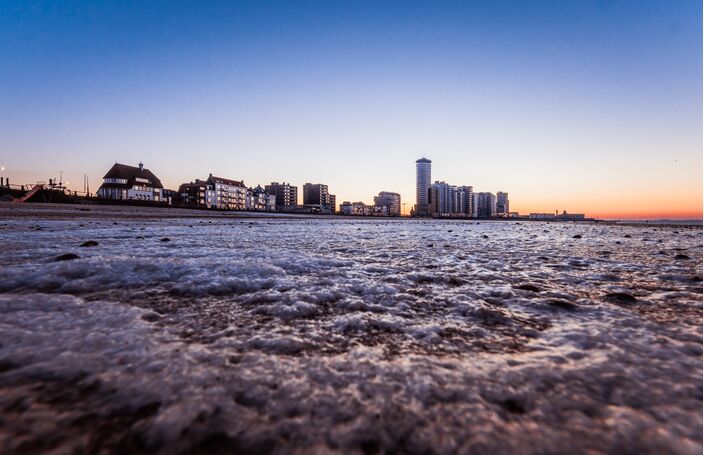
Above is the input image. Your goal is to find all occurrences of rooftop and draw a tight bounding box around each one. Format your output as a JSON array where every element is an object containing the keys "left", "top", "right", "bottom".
[
  {"left": 207, "top": 174, "right": 245, "bottom": 187},
  {"left": 101, "top": 162, "right": 164, "bottom": 189}
]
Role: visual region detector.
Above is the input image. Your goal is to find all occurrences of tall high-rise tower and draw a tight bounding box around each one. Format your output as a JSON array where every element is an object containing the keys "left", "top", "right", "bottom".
[
  {"left": 415, "top": 157, "right": 431, "bottom": 216},
  {"left": 496, "top": 191, "right": 509, "bottom": 216}
]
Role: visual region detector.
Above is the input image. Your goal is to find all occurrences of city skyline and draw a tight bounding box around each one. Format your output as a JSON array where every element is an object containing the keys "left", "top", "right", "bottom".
[
  {"left": 2, "top": 155, "right": 697, "bottom": 219},
  {"left": 0, "top": 1, "right": 701, "bottom": 219}
]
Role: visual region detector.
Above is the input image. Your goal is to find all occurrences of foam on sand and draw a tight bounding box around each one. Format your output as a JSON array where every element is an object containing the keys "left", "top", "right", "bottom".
[{"left": 0, "top": 212, "right": 701, "bottom": 453}]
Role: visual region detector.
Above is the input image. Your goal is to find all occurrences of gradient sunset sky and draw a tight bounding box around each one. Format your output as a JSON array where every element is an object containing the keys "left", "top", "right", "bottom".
[{"left": 1, "top": 0, "right": 701, "bottom": 218}]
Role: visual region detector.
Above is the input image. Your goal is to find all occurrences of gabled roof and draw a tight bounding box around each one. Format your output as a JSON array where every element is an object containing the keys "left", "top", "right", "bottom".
[
  {"left": 100, "top": 163, "right": 164, "bottom": 189},
  {"left": 178, "top": 181, "right": 213, "bottom": 192},
  {"left": 250, "top": 185, "right": 270, "bottom": 195},
  {"left": 207, "top": 174, "right": 246, "bottom": 187}
]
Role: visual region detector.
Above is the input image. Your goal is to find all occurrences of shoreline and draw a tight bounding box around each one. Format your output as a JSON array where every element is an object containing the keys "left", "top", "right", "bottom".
[{"left": 0, "top": 201, "right": 701, "bottom": 228}]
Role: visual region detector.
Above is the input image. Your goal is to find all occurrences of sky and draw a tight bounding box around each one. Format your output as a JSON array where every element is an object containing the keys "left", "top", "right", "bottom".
[{"left": 0, "top": 0, "right": 701, "bottom": 219}]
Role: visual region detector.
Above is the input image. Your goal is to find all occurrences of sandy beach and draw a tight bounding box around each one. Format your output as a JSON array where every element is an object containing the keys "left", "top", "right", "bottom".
[{"left": 0, "top": 203, "right": 701, "bottom": 453}]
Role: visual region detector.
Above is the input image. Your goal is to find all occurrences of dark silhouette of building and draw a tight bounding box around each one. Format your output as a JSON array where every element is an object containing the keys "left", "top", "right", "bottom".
[
  {"left": 374, "top": 191, "right": 401, "bottom": 216},
  {"left": 265, "top": 182, "right": 298, "bottom": 209},
  {"left": 303, "top": 183, "right": 336, "bottom": 214},
  {"left": 177, "top": 180, "right": 215, "bottom": 208},
  {"left": 497, "top": 191, "right": 509, "bottom": 216},
  {"left": 473, "top": 192, "right": 497, "bottom": 218}
]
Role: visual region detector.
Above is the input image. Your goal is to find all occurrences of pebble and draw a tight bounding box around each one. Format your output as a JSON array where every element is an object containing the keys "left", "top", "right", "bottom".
[
  {"left": 516, "top": 284, "right": 541, "bottom": 292},
  {"left": 604, "top": 292, "right": 637, "bottom": 304},
  {"left": 141, "top": 312, "right": 161, "bottom": 322},
  {"left": 545, "top": 299, "right": 577, "bottom": 311},
  {"left": 54, "top": 253, "right": 80, "bottom": 261}
]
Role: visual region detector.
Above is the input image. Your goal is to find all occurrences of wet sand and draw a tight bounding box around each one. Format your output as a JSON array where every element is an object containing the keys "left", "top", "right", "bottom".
[{"left": 0, "top": 203, "right": 701, "bottom": 454}]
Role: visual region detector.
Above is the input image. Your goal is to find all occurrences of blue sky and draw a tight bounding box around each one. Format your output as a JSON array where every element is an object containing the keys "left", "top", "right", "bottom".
[{"left": 0, "top": 0, "right": 701, "bottom": 217}]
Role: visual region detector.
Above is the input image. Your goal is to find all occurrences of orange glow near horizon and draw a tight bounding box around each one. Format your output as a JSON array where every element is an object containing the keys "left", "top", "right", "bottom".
[
  {"left": 513, "top": 202, "right": 703, "bottom": 220},
  {"left": 510, "top": 184, "right": 703, "bottom": 220},
  {"left": 515, "top": 207, "right": 703, "bottom": 220},
  {"left": 399, "top": 206, "right": 703, "bottom": 220}
]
